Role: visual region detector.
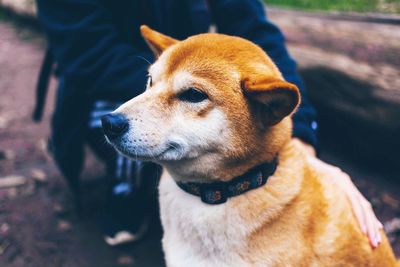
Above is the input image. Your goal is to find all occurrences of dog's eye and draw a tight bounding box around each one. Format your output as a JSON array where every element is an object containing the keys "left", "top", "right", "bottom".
[
  {"left": 178, "top": 88, "right": 208, "bottom": 103},
  {"left": 146, "top": 74, "right": 152, "bottom": 88}
]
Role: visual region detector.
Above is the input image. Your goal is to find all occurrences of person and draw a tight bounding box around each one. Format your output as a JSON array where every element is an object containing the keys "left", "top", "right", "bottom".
[{"left": 33, "top": 0, "right": 382, "bottom": 247}]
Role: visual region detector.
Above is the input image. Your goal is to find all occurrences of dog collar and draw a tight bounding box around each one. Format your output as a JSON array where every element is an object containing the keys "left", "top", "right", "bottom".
[{"left": 176, "top": 158, "right": 278, "bottom": 205}]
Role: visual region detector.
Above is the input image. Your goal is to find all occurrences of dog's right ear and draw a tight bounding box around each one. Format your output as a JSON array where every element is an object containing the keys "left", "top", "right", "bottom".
[
  {"left": 242, "top": 76, "right": 301, "bottom": 126},
  {"left": 140, "top": 25, "right": 179, "bottom": 57}
]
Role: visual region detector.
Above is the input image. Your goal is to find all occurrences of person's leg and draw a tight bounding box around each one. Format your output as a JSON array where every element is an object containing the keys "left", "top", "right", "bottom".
[{"left": 88, "top": 101, "right": 159, "bottom": 246}]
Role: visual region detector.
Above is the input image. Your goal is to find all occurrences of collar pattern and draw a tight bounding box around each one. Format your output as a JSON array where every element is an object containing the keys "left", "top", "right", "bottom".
[{"left": 176, "top": 158, "right": 278, "bottom": 205}]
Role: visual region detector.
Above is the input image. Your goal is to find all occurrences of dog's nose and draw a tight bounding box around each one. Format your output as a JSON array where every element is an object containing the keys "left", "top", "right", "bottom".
[{"left": 101, "top": 113, "right": 129, "bottom": 138}]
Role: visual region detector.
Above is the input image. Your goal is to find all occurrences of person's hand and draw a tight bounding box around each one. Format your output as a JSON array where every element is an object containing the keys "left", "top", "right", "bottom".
[{"left": 293, "top": 138, "right": 383, "bottom": 248}]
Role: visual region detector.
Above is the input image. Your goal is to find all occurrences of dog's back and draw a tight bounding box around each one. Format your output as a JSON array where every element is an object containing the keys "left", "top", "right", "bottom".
[{"left": 306, "top": 158, "right": 397, "bottom": 267}]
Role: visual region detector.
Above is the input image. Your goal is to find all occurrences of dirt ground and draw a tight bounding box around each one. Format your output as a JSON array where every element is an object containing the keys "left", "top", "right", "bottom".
[{"left": 0, "top": 10, "right": 399, "bottom": 267}]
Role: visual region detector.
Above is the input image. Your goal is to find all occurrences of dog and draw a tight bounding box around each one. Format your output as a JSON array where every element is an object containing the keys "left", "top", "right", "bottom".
[{"left": 102, "top": 25, "right": 399, "bottom": 267}]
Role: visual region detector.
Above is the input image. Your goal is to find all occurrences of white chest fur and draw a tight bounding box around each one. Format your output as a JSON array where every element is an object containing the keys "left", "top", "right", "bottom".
[{"left": 158, "top": 172, "right": 254, "bottom": 267}]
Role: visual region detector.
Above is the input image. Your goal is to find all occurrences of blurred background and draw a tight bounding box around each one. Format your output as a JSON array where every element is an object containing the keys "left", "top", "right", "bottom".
[{"left": 0, "top": 0, "right": 399, "bottom": 266}]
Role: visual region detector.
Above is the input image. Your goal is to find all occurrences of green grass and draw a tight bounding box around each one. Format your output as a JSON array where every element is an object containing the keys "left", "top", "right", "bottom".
[{"left": 264, "top": 0, "right": 400, "bottom": 14}]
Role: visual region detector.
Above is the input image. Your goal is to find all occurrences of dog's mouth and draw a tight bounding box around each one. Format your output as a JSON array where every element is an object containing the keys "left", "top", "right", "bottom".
[{"left": 108, "top": 138, "right": 185, "bottom": 162}]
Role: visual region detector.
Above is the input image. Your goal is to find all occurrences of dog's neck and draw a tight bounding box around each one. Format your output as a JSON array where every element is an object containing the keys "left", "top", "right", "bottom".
[{"left": 159, "top": 139, "right": 307, "bottom": 230}]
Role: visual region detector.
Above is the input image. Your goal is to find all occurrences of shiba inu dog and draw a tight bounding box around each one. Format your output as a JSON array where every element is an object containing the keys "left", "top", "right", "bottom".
[{"left": 102, "top": 25, "right": 399, "bottom": 267}]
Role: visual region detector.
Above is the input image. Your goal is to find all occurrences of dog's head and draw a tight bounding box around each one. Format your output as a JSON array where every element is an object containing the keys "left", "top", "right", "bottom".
[{"left": 102, "top": 26, "right": 300, "bottom": 182}]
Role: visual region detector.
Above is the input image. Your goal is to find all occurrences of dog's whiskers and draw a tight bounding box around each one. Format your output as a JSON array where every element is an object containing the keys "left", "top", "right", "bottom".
[{"left": 135, "top": 55, "right": 152, "bottom": 66}]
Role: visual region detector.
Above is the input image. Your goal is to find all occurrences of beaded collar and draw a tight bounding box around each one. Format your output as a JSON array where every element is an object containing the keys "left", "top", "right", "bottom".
[{"left": 176, "top": 158, "right": 278, "bottom": 205}]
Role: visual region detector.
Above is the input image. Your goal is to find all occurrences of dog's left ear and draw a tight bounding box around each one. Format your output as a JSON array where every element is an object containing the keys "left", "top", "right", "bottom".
[
  {"left": 242, "top": 77, "right": 301, "bottom": 126},
  {"left": 140, "top": 25, "right": 179, "bottom": 57}
]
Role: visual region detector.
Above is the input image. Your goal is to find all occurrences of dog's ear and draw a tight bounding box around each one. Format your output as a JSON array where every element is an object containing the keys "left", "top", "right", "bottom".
[
  {"left": 140, "top": 25, "right": 178, "bottom": 57},
  {"left": 242, "top": 77, "right": 300, "bottom": 126}
]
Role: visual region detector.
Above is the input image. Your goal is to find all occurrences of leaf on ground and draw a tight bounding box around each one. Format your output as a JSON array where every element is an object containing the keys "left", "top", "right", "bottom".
[
  {"left": 0, "top": 222, "right": 10, "bottom": 234},
  {"left": 381, "top": 192, "right": 400, "bottom": 209},
  {"left": 0, "top": 175, "right": 27, "bottom": 189},
  {"left": 117, "top": 255, "right": 135, "bottom": 266},
  {"left": 384, "top": 217, "right": 400, "bottom": 235},
  {"left": 57, "top": 220, "right": 72, "bottom": 232},
  {"left": 30, "top": 168, "right": 47, "bottom": 184}
]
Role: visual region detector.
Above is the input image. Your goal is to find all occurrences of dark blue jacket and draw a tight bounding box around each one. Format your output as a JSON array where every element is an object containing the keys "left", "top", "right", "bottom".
[{"left": 35, "top": 0, "right": 317, "bottom": 181}]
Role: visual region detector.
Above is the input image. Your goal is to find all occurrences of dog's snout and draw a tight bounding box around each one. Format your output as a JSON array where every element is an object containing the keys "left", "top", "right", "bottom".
[{"left": 101, "top": 113, "right": 129, "bottom": 139}]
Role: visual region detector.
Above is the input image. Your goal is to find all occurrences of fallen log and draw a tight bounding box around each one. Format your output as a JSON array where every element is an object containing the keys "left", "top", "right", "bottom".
[{"left": 300, "top": 66, "right": 400, "bottom": 171}]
